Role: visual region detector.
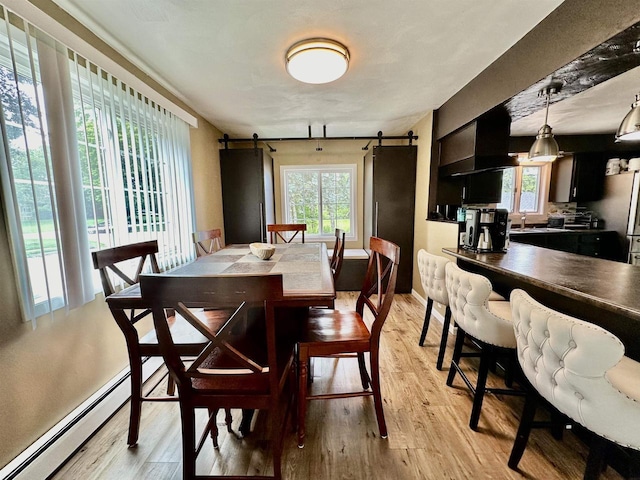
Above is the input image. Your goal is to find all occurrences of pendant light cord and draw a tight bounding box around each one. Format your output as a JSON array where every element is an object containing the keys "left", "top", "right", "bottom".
[{"left": 544, "top": 91, "right": 551, "bottom": 126}]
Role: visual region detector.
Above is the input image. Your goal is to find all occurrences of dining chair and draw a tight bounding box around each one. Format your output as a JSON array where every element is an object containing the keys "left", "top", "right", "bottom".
[
  {"left": 329, "top": 228, "right": 346, "bottom": 283},
  {"left": 93, "top": 240, "right": 232, "bottom": 447},
  {"left": 267, "top": 223, "right": 306, "bottom": 244},
  {"left": 508, "top": 289, "right": 640, "bottom": 479},
  {"left": 140, "top": 273, "right": 295, "bottom": 480},
  {"left": 296, "top": 236, "right": 400, "bottom": 447},
  {"left": 193, "top": 228, "right": 223, "bottom": 256},
  {"left": 444, "top": 262, "right": 522, "bottom": 430}
]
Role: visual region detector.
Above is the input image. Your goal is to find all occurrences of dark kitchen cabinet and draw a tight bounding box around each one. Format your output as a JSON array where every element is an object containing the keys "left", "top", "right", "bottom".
[
  {"left": 549, "top": 152, "right": 606, "bottom": 203},
  {"left": 364, "top": 145, "right": 417, "bottom": 293},
  {"left": 220, "top": 148, "right": 275, "bottom": 244},
  {"left": 509, "top": 230, "right": 618, "bottom": 259},
  {"left": 463, "top": 170, "right": 503, "bottom": 204}
]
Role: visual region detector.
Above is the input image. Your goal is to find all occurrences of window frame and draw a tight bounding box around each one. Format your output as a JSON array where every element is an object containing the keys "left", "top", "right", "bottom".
[
  {"left": 499, "top": 158, "right": 552, "bottom": 224},
  {"left": 280, "top": 164, "right": 357, "bottom": 241}
]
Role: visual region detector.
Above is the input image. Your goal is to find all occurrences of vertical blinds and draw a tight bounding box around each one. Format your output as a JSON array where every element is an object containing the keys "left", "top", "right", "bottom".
[{"left": 0, "top": 6, "right": 195, "bottom": 323}]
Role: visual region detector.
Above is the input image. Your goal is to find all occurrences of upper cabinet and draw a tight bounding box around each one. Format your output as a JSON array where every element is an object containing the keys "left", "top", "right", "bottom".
[{"left": 548, "top": 152, "right": 607, "bottom": 203}]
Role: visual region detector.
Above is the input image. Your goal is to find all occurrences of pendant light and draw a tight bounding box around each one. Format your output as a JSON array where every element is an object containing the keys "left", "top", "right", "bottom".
[
  {"left": 286, "top": 38, "right": 350, "bottom": 84},
  {"left": 616, "top": 93, "right": 640, "bottom": 141},
  {"left": 528, "top": 86, "right": 559, "bottom": 162}
]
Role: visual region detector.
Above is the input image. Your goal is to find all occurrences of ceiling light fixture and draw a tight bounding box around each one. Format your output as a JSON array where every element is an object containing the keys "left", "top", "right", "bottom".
[
  {"left": 286, "top": 38, "right": 350, "bottom": 84},
  {"left": 527, "top": 86, "right": 559, "bottom": 162},
  {"left": 616, "top": 93, "right": 640, "bottom": 141}
]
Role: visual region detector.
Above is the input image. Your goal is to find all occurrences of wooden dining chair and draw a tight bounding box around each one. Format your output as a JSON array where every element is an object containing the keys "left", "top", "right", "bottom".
[
  {"left": 193, "top": 228, "right": 223, "bottom": 256},
  {"left": 329, "top": 228, "right": 346, "bottom": 283},
  {"left": 267, "top": 223, "right": 306, "bottom": 244},
  {"left": 296, "top": 236, "right": 400, "bottom": 447},
  {"left": 140, "top": 273, "right": 296, "bottom": 480},
  {"left": 94, "top": 241, "right": 232, "bottom": 447}
]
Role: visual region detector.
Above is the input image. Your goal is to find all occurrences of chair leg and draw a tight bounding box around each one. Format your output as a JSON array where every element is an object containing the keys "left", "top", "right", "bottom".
[
  {"left": 224, "top": 408, "right": 233, "bottom": 433},
  {"left": 470, "top": 345, "right": 493, "bottom": 431},
  {"left": 180, "top": 402, "right": 196, "bottom": 480},
  {"left": 584, "top": 435, "right": 608, "bottom": 480},
  {"left": 419, "top": 298, "right": 434, "bottom": 346},
  {"left": 127, "top": 353, "right": 143, "bottom": 447},
  {"left": 369, "top": 348, "right": 388, "bottom": 439},
  {"left": 446, "top": 327, "right": 466, "bottom": 387},
  {"left": 508, "top": 393, "right": 537, "bottom": 470},
  {"left": 436, "top": 307, "right": 452, "bottom": 370},
  {"left": 358, "top": 353, "right": 370, "bottom": 390},
  {"left": 297, "top": 348, "right": 309, "bottom": 448},
  {"left": 166, "top": 374, "right": 176, "bottom": 396},
  {"left": 208, "top": 408, "right": 220, "bottom": 449}
]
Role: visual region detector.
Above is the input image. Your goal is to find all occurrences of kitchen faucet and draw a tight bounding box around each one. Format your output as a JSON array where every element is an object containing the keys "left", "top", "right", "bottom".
[{"left": 520, "top": 212, "right": 526, "bottom": 229}]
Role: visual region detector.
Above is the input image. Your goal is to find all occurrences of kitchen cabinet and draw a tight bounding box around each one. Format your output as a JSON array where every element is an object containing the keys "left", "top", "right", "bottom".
[
  {"left": 463, "top": 170, "right": 503, "bottom": 204},
  {"left": 364, "top": 145, "right": 417, "bottom": 293},
  {"left": 509, "top": 229, "right": 619, "bottom": 260},
  {"left": 220, "top": 148, "right": 275, "bottom": 244},
  {"left": 548, "top": 152, "right": 607, "bottom": 203}
]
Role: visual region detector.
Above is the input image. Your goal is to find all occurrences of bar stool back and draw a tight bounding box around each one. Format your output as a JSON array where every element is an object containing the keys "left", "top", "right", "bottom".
[
  {"left": 508, "top": 289, "right": 640, "bottom": 479},
  {"left": 417, "top": 250, "right": 452, "bottom": 370}
]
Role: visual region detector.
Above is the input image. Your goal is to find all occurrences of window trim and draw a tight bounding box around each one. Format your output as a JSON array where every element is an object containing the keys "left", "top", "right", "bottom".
[
  {"left": 500, "top": 159, "right": 552, "bottom": 224},
  {"left": 280, "top": 164, "right": 357, "bottom": 241}
]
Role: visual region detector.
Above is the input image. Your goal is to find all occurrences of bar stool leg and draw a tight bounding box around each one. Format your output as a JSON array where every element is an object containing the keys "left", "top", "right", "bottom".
[
  {"left": 508, "top": 393, "right": 537, "bottom": 469},
  {"left": 470, "top": 344, "right": 493, "bottom": 431},
  {"left": 436, "top": 306, "right": 452, "bottom": 370},
  {"left": 419, "top": 298, "right": 434, "bottom": 346},
  {"left": 446, "top": 327, "right": 466, "bottom": 387}
]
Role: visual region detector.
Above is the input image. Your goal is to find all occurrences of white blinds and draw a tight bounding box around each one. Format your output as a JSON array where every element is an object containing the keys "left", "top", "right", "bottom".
[{"left": 0, "top": 6, "right": 196, "bottom": 323}]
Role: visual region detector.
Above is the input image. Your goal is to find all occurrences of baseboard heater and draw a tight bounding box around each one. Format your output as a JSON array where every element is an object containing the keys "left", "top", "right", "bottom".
[{"left": 0, "top": 357, "right": 164, "bottom": 480}]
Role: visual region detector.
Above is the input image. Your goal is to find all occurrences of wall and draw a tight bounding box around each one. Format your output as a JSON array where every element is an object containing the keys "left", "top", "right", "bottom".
[
  {"left": 190, "top": 122, "right": 225, "bottom": 235},
  {"left": 410, "top": 111, "right": 459, "bottom": 310},
  {"left": 0, "top": 0, "right": 225, "bottom": 469},
  {"left": 271, "top": 140, "right": 367, "bottom": 250}
]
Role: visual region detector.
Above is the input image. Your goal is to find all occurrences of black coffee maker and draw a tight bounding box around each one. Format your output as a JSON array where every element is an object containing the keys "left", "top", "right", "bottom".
[{"left": 462, "top": 208, "right": 509, "bottom": 252}]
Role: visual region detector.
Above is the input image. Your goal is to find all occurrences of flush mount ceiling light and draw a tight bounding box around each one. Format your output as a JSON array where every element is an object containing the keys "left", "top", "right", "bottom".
[
  {"left": 286, "top": 38, "right": 349, "bottom": 84},
  {"left": 616, "top": 93, "right": 640, "bottom": 141},
  {"left": 527, "top": 86, "right": 560, "bottom": 162}
]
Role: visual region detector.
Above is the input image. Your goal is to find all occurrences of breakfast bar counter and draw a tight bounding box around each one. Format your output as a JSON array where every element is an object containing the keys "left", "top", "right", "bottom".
[{"left": 443, "top": 243, "right": 640, "bottom": 361}]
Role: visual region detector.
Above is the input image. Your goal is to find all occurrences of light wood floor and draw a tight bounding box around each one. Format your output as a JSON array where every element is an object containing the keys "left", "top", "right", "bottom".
[{"left": 53, "top": 292, "right": 623, "bottom": 480}]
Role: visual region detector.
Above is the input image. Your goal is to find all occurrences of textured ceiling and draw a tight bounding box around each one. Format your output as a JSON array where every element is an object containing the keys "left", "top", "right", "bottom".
[{"left": 53, "top": 0, "right": 564, "bottom": 138}]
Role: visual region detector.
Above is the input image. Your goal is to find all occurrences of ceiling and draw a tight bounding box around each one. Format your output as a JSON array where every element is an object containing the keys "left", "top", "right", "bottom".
[{"left": 53, "top": 0, "right": 566, "bottom": 139}]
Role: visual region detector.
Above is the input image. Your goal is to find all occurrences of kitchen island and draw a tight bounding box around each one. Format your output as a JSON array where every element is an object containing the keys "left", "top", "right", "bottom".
[{"left": 443, "top": 243, "right": 640, "bottom": 361}]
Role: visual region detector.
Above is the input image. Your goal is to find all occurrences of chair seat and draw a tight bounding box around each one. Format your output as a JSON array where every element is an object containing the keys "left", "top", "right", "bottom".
[
  {"left": 606, "top": 355, "right": 640, "bottom": 402},
  {"left": 299, "top": 308, "right": 371, "bottom": 353},
  {"left": 487, "top": 300, "right": 513, "bottom": 320},
  {"left": 489, "top": 291, "right": 506, "bottom": 301}
]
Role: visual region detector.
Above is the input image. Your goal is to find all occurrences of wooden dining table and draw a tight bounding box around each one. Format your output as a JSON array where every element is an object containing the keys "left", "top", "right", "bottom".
[{"left": 167, "top": 242, "right": 336, "bottom": 307}]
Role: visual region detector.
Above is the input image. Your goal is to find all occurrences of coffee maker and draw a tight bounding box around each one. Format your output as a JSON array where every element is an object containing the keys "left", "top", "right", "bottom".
[{"left": 462, "top": 208, "right": 509, "bottom": 252}]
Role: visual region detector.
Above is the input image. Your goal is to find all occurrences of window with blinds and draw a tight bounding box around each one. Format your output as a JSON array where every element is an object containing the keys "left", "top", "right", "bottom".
[{"left": 0, "top": 7, "right": 195, "bottom": 323}]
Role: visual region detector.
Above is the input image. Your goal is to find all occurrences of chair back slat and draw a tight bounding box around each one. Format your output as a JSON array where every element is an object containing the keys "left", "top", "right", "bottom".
[
  {"left": 140, "top": 274, "right": 284, "bottom": 391},
  {"left": 92, "top": 240, "right": 160, "bottom": 296},
  {"left": 357, "top": 236, "right": 400, "bottom": 343},
  {"left": 267, "top": 223, "right": 306, "bottom": 243},
  {"left": 330, "top": 228, "right": 346, "bottom": 282},
  {"left": 193, "top": 229, "right": 223, "bottom": 256}
]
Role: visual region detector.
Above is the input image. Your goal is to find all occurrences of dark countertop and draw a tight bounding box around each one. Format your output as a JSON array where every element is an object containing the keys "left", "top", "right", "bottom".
[{"left": 443, "top": 243, "right": 640, "bottom": 323}]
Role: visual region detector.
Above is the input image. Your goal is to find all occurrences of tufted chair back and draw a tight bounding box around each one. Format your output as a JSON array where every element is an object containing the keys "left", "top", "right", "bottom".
[
  {"left": 445, "top": 263, "right": 516, "bottom": 348},
  {"left": 510, "top": 289, "right": 640, "bottom": 449},
  {"left": 417, "top": 249, "right": 449, "bottom": 305}
]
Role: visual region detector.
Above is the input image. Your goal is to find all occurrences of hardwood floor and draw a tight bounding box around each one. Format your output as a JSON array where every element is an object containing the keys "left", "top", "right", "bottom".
[{"left": 53, "top": 292, "right": 623, "bottom": 479}]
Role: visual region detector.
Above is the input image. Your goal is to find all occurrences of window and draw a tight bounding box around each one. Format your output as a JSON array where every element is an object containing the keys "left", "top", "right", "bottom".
[
  {"left": 281, "top": 165, "right": 356, "bottom": 240},
  {"left": 0, "top": 7, "right": 195, "bottom": 323},
  {"left": 498, "top": 161, "right": 550, "bottom": 215}
]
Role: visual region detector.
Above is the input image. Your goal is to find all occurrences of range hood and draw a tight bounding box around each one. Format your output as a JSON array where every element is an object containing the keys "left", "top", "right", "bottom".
[{"left": 438, "top": 108, "right": 518, "bottom": 176}]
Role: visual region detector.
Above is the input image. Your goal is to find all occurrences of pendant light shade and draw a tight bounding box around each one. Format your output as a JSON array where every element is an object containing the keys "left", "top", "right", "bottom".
[
  {"left": 616, "top": 93, "right": 640, "bottom": 141},
  {"left": 286, "top": 38, "right": 349, "bottom": 84},
  {"left": 528, "top": 87, "right": 559, "bottom": 162}
]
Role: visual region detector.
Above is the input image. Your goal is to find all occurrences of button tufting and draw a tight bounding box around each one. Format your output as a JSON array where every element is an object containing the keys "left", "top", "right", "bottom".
[
  {"left": 575, "top": 392, "right": 583, "bottom": 400},
  {"left": 559, "top": 360, "right": 564, "bottom": 367},
  {"left": 569, "top": 340, "right": 576, "bottom": 348},
  {"left": 544, "top": 330, "right": 550, "bottom": 337}
]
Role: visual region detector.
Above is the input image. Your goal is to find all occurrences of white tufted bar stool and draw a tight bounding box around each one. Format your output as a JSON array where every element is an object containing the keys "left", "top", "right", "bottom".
[
  {"left": 445, "top": 262, "right": 521, "bottom": 430},
  {"left": 508, "top": 289, "right": 640, "bottom": 479},
  {"left": 417, "top": 250, "right": 453, "bottom": 369}
]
